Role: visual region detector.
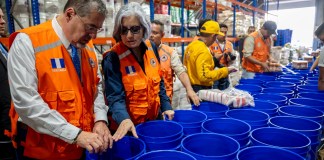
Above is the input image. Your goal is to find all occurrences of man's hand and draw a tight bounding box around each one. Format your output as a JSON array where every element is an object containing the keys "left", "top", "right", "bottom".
[
  {"left": 227, "top": 66, "right": 238, "bottom": 73},
  {"left": 93, "top": 121, "right": 113, "bottom": 152},
  {"left": 75, "top": 131, "right": 104, "bottom": 154},
  {"left": 113, "top": 119, "right": 138, "bottom": 142},
  {"left": 162, "top": 110, "right": 175, "bottom": 120},
  {"left": 187, "top": 89, "right": 201, "bottom": 106},
  {"left": 260, "top": 62, "right": 270, "bottom": 72}
]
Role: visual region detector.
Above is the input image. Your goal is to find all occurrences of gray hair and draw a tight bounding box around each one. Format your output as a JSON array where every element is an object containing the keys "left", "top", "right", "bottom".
[
  {"left": 113, "top": 2, "right": 151, "bottom": 42},
  {"left": 63, "top": 0, "right": 107, "bottom": 17}
]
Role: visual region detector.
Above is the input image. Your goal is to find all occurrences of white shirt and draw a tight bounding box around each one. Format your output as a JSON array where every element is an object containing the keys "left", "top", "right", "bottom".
[{"left": 7, "top": 15, "right": 108, "bottom": 144}]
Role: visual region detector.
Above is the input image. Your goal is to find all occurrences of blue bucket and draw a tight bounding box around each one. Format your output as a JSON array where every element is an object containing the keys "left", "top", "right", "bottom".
[
  {"left": 239, "top": 79, "right": 264, "bottom": 85},
  {"left": 250, "top": 127, "right": 311, "bottom": 158},
  {"left": 193, "top": 102, "right": 229, "bottom": 119},
  {"left": 297, "top": 92, "right": 324, "bottom": 100},
  {"left": 202, "top": 118, "right": 251, "bottom": 147},
  {"left": 262, "top": 88, "right": 294, "bottom": 99},
  {"left": 269, "top": 116, "right": 322, "bottom": 143},
  {"left": 235, "top": 84, "right": 263, "bottom": 94},
  {"left": 305, "top": 80, "right": 318, "bottom": 85},
  {"left": 307, "top": 76, "right": 319, "bottom": 81},
  {"left": 253, "top": 93, "right": 288, "bottom": 106},
  {"left": 225, "top": 109, "right": 269, "bottom": 130},
  {"left": 86, "top": 136, "right": 145, "bottom": 160},
  {"left": 237, "top": 146, "right": 305, "bottom": 160},
  {"left": 181, "top": 133, "right": 240, "bottom": 160},
  {"left": 136, "top": 150, "right": 196, "bottom": 160},
  {"left": 173, "top": 110, "right": 207, "bottom": 135},
  {"left": 263, "top": 81, "right": 296, "bottom": 91},
  {"left": 279, "top": 106, "right": 324, "bottom": 124},
  {"left": 246, "top": 100, "right": 279, "bottom": 117},
  {"left": 278, "top": 78, "right": 304, "bottom": 86},
  {"left": 279, "top": 75, "right": 305, "bottom": 80},
  {"left": 297, "top": 85, "right": 319, "bottom": 93},
  {"left": 144, "top": 133, "right": 184, "bottom": 151},
  {"left": 289, "top": 98, "right": 324, "bottom": 111},
  {"left": 253, "top": 75, "right": 276, "bottom": 81}
]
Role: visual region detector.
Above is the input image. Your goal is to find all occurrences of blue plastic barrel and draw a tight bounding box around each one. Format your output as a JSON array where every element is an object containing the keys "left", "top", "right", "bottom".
[
  {"left": 289, "top": 98, "right": 324, "bottom": 111},
  {"left": 237, "top": 146, "right": 304, "bottom": 160},
  {"left": 263, "top": 81, "right": 296, "bottom": 91},
  {"left": 181, "top": 133, "right": 240, "bottom": 160},
  {"left": 193, "top": 102, "right": 229, "bottom": 119},
  {"left": 297, "top": 92, "right": 324, "bottom": 100},
  {"left": 262, "top": 88, "right": 294, "bottom": 99},
  {"left": 245, "top": 100, "right": 279, "bottom": 117},
  {"left": 235, "top": 84, "right": 263, "bottom": 94},
  {"left": 173, "top": 110, "right": 207, "bottom": 135},
  {"left": 225, "top": 109, "right": 269, "bottom": 130},
  {"left": 253, "top": 93, "right": 288, "bottom": 106},
  {"left": 279, "top": 106, "right": 324, "bottom": 124},
  {"left": 86, "top": 136, "right": 145, "bottom": 160},
  {"left": 202, "top": 118, "right": 251, "bottom": 148},
  {"left": 297, "top": 85, "right": 319, "bottom": 92},
  {"left": 269, "top": 116, "right": 322, "bottom": 143},
  {"left": 250, "top": 127, "right": 311, "bottom": 158},
  {"left": 239, "top": 79, "right": 264, "bottom": 85},
  {"left": 136, "top": 120, "right": 183, "bottom": 151},
  {"left": 136, "top": 150, "right": 196, "bottom": 160}
]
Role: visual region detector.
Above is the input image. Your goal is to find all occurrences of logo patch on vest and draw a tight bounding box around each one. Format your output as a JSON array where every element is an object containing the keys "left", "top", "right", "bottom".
[
  {"left": 150, "top": 58, "right": 157, "bottom": 67},
  {"left": 161, "top": 54, "right": 168, "bottom": 62},
  {"left": 125, "top": 66, "right": 136, "bottom": 75},
  {"left": 50, "top": 58, "right": 66, "bottom": 72},
  {"left": 89, "top": 58, "right": 95, "bottom": 68}
]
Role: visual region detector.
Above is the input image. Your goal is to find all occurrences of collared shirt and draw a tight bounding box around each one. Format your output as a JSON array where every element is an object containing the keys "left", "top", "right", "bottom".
[
  {"left": 158, "top": 43, "right": 186, "bottom": 77},
  {"left": 7, "top": 15, "right": 108, "bottom": 144},
  {"left": 243, "top": 30, "right": 273, "bottom": 57},
  {"left": 102, "top": 41, "right": 172, "bottom": 124}
]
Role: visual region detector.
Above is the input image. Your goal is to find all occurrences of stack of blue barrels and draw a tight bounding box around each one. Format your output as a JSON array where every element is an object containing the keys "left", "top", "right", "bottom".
[{"left": 86, "top": 59, "right": 323, "bottom": 160}]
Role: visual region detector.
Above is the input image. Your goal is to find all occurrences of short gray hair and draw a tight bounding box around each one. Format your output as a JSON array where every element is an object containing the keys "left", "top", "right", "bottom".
[
  {"left": 113, "top": 2, "right": 151, "bottom": 42},
  {"left": 63, "top": 0, "right": 107, "bottom": 17}
]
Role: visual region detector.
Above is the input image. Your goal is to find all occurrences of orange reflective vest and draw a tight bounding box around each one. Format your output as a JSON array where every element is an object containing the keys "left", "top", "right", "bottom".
[
  {"left": 210, "top": 40, "right": 233, "bottom": 66},
  {"left": 7, "top": 21, "right": 98, "bottom": 159},
  {"left": 106, "top": 40, "right": 161, "bottom": 125},
  {"left": 158, "top": 44, "right": 174, "bottom": 101},
  {"left": 242, "top": 31, "right": 271, "bottom": 72}
]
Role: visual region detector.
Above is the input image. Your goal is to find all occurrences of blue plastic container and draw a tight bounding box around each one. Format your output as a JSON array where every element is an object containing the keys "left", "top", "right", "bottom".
[
  {"left": 307, "top": 76, "right": 319, "bottom": 81},
  {"left": 279, "top": 75, "right": 304, "bottom": 80},
  {"left": 145, "top": 134, "right": 184, "bottom": 151},
  {"left": 269, "top": 116, "right": 322, "bottom": 143},
  {"left": 136, "top": 121, "right": 183, "bottom": 143},
  {"left": 235, "top": 84, "right": 263, "bottom": 94},
  {"left": 298, "top": 92, "right": 324, "bottom": 100},
  {"left": 253, "top": 75, "right": 276, "bottom": 81},
  {"left": 262, "top": 88, "right": 294, "bottom": 99},
  {"left": 136, "top": 150, "right": 196, "bottom": 160},
  {"left": 237, "top": 146, "right": 305, "bottom": 160},
  {"left": 289, "top": 98, "right": 324, "bottom": 111},
  {"left": 225, "top": 109, "right": 269, "bottom": 130},
  {"left": 297, "top": 85, "right": 319, "bottom": 92},
  {"left": 202, "top": 118, "right": 251, "bottom": 147},
  {"left": 305, "top": 80, "right": 318, "bottom": 85},
  {"left": 173, "top": 110, "right": 207, "bottom": 135},
  {"left": 253, "top": 93, "right": 288, "bottom": 106},
  {"left": 239, "top": 79, "right": 264, "bottom": 85},
  {"left": 181, "top": 133, "right": 240, "bottom": 160},
  {"left": 86, "top": 136, "right": 145, "bottom": 160},
  {"left": 193, "top": 102, "right": 229, "bottom": 119},
  {"left": 250, "top": 127, "right": 311, "bottom": 158},
  {"left": 246, "top": 100, "right": 279, "bottom": 117},
  {"left": 263, "top": 81, "right": 296, "bottom": 91},
  {"left": 279, "top": 106, "right": 324, "bottom": 124}
]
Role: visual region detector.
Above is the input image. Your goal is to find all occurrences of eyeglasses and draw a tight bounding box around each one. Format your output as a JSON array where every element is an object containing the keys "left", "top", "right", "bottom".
[
  {"left": 75, "top": 13, "right": 103, "bottom": 33},
  {"left": 121, "top": 26, "right": 142, "bottom": 35}
]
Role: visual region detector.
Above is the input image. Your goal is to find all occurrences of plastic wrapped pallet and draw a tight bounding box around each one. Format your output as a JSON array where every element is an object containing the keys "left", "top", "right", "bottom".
[
  {"left": 154, "top": 14, "right": 172, "bottom": 38},
  {"left": 198, "top": 88, "right": 254, "bottom": 108},
  {"left": 292, "top": 60, "right": 308, "bottom": 69},
  {"left": 171, "top": 76, "right": 192, "bottom": 110}
]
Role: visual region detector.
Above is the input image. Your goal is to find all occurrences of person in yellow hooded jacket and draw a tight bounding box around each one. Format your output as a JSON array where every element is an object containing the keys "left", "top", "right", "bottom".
[{"left": 183, "top": 20, "right": 237, "bottom": 93}]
